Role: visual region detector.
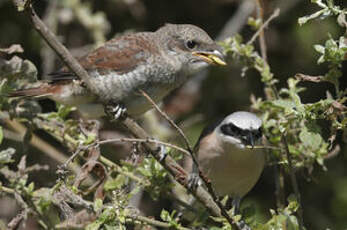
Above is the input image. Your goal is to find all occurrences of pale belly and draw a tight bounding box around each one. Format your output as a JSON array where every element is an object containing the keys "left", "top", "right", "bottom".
[
  {"left": 50, "top": 64, "right": 181, "bottom": 118},
  {"left": 199, "top": 145, "right": 265, "bottom": 198},
  {"left": 74, "top": 86, "right": 170, "bottom": 118}
]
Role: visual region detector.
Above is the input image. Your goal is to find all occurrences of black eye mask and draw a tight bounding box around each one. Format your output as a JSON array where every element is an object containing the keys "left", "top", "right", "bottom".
[{"left": 220, "top": 123, "right": 262, "bottom": 146}]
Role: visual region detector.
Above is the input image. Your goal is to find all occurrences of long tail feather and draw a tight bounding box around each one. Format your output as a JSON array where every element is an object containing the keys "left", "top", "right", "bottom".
[{"left": 8, "top": 86, "right": 55, "bottom": 99}]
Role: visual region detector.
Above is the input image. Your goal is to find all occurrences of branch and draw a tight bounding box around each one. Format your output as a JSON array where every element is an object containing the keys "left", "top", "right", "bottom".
[
  {"left": 140, "top": 90, "right": 193, "bottom": 153},
  {"left": 121, "top": 117, "right": 221, "bottom": 216},
  {"left": 281, "top": 135, "right": 304, "bottom": 230},
  {"left": 247, "top": 8, "right": 280, "bottom": 45},
  {"left": 255, "top": 0, "right": 268, "bottom": 63},
  {"left": 19, "top": 1, "right": 97, "bottom": 94},
  {"left": 127, "top": 214, "right": 192, "bottom": 230},
  {"left": 139, "top": 91, "right": 238, "bottom": 228},
  {"left": 11, "top": 1, "right": 224, "bottom": 220},
  {"left": 97, "top": 137, "right": 191, "bottom": 156}
]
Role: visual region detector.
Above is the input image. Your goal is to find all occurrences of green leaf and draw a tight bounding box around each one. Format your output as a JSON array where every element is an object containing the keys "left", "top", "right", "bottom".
[
  {"left": 160, "top": 209, "right": 170, "bottom": 222},
  {"left": 13, "top": 0, "right": 28, "bottom": 12},
  {"left": 248, "top": 17, "right": 262, "bottom": 30},
  {"left": 57, "top": 104, "right": 76, "bottom": 119},
  {"left": 0, "top": 148, "right": 15, "bottom": 165},
  {"left": 94, "top": 198, "right": 103, "bottom": 212},
  {"left": 299, "top": 128, "right": 322, "bottom": 151},
  {"left": 272, "top": 99, "right": 296, "bottom": 111},
  {"left": 25, "top": 182, "right": 35, "bottom": 195},
  {"left": 314, "top": 44, "right": 325, "bottom": 54},
  {"left": 104, "top": 175, "right": 126, "bottom": 191}
]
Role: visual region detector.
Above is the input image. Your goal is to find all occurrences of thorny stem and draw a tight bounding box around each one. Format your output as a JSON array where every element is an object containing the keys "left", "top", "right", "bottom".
[
  {"left": 247, "top": 8, "right": 280, "bottom": 45},
  {"left": 251, "top": 3, "right": 304, "bottom": 229},
  {"left": 282, "top": 135, "right": 304, "bottom": 229},
  {"left": 140, "top": 90, "right": 239, "bottom": 228},
  {"left": 253, "top": 1, "right": 286, "bottom": 211},
  {"left": 255, "top": 0, "right": 268, "bottom": 63},
  {"left": 121, "top": 116, "right": 222, "bottom": 216},
  {"left": 140, "top": 90, "right": 194, "bottom": 153}
]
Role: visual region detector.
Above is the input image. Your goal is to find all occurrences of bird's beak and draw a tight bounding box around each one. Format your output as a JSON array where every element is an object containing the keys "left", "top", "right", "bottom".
[
  {"left": 248, "top": 133, "right": 255, "bottom": 149},
  {"left": 192, "top": 50, "right": 227, "bottom": 66}
]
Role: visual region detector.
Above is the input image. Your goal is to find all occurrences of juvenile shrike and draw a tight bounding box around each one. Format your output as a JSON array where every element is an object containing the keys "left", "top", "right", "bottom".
[
  {"left": 9, "top": 24, "right": 226, "bottom": 118},
  {"left": 193, "top": 111, "right": 265, "bottom": 212}
]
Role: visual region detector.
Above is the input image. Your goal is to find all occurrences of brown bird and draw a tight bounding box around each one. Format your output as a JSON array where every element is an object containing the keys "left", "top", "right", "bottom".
[{"left": 10, "top": 24, "right": 226, "bottom": 118}]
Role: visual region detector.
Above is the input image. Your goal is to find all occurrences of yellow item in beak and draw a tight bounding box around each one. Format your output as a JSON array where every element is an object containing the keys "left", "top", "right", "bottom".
[
  {"left": 193, "top": 51, "right": 227, "bottom": 66},
  {"left": 208, "top": 54, "right": 227, "bottom": 65}
]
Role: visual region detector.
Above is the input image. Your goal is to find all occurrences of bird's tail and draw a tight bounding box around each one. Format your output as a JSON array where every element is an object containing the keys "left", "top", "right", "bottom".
[{"left": 7, "top": 85, "right": 55, "bottom": 99}]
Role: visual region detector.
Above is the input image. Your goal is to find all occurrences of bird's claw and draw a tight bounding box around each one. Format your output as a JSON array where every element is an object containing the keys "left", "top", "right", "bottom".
[
  {"left": 187, "top": 173, "right": 201, "bottom": 191},
  {"left": 236, "top": 220, "right": 252, "bottom": 230},
  {"left": 158, "top": 145, "right": 168, "bottom": 162},
  {"left": 105, "top": 102, "right": 127, "bottom": 121}
]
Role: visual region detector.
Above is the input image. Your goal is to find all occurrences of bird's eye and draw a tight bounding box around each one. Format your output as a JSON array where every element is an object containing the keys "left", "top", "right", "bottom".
[
  {"left": 186, "top": 40, "right": 197, "bottom": 49},
  {"left": 220, "top": 124, "right": 241, "bottom": 137}
]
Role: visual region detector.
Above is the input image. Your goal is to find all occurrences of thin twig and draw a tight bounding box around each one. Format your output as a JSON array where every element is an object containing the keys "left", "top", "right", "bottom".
[
  {"left": 97, "top": 137, "right": 191, "bottom": 156},
  {"left": 140, "top": 90, "right": 193, "bottom": 153},
  {"left": 99, "top": 156, "right": 151, "bottom": 186},
  {"left": 121, "top": 116, "right": 221, "bottom": 217},
  {"left": 273, "top": 163, "right": 285, "bottom": 209},
  {"left": 0, "top": 185, "right": 15, "bottom": 194},
  {"left": 282, "top": 135, "right": 304, "bottom": 230},
  {"left": 41, "top": 0, "right": 58, "bottom": 76},
  {"left": 140, "top": 91, "right": 239, "bottom": 228},
  {"left": 22, "top": 1, "right": 96, "bottom": 93},
  {"left": 254, "top": 1, "right": 286, "bottom": 211},
  {"left": 247, "top": 8, "right": 280, "bottom": 45},
  {"left": 128, "top": 214, "right": 192, "bottom": 230},
  {"left": 255, "top": 0, "right": 268, "bottom": 63},
  {"left": 60, "top": 145, "right": 84, "bottom": 170}
]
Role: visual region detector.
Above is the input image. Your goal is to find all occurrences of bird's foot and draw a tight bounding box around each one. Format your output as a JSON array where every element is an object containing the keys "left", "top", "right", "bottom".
[
  {"left": 158, "top": 145, "right": 168, "bottom": 162},
  {"left": 236, "top": 220, "right": 252, "bottom": 230},
  {"left": 105, "top": 102, "right": 127, "bottom": 121},
  {"left": 187, "top": 173, "right": 202, "bottom": 191}
]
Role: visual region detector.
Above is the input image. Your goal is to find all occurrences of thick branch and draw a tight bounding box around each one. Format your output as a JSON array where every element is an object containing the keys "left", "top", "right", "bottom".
[{"left": 121, "top": 117, "right": 221, "bottom": 216}]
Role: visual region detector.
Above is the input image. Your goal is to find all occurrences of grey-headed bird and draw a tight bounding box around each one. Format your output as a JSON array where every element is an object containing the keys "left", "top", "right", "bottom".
[{"left": 193, "top": 111, "right": 265, "bottom": 212}]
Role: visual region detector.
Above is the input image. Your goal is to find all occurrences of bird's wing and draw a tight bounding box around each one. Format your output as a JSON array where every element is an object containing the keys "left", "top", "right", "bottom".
[
  {"left": 193, "top": 118, "right": 224, "bottom": 152},
  {"left": 48, "top": 33, "right": 158, "bottom": 81}
]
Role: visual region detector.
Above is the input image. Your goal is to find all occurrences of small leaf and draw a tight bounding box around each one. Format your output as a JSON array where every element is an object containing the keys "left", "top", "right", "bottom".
[
  {"left": 104, "top": 175, "right": 126, "bottom": 191},
  {"left": 160, "top": 209, "right": 170, "bottom": 222},
  {"left": 13, "top": 0, "right": 28, "bottom": 11},
  {"left": 248, "top": 17, "right": 262, "bottom": 30},
  {"left": 94, "top": 198, "right": 103, "bottom": 212},
  {"left": 314, "top": 44, "right": 325, "bottom": 54},
  {"left": 299, "top": 128, "right": 322, "bottom": 150},
  {"left": 0, "top": 148, "right": 15, "bottom": 165}
]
